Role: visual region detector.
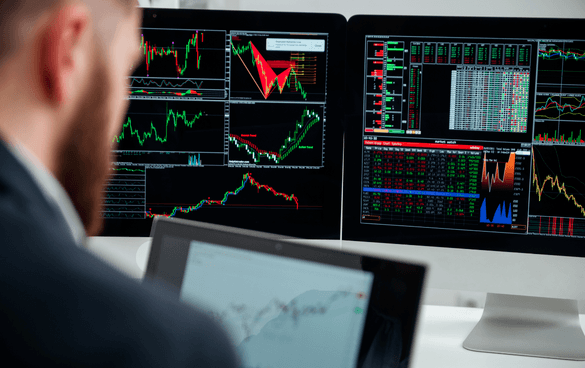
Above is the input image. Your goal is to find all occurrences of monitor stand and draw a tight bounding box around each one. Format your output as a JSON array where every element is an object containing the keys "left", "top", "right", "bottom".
[{"left": 463, "top": 293, "right": 585, "bottom": 360}]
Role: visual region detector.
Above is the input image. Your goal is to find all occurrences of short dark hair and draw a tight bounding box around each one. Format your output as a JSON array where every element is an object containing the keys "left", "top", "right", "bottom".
[{"left": 0, "top": 0, "right": 135, "bottom": 65}]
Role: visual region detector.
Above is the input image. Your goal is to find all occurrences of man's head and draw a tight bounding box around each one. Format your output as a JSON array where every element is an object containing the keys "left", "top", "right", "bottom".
[{"left": 0, "top": 0, "right": 143, "bottom": 235}]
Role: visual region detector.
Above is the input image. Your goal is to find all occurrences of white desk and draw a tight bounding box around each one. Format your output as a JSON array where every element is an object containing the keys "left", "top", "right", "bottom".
[
  {"left": 412, "top": 305, "right": 585, "bottom": 368},
  {"left": 87, "top": 238, "right": 585, "bottom": 367}
]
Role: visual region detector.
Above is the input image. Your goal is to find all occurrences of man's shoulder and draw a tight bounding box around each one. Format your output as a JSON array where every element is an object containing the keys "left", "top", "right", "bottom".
[{"left": 0, "top": 191, "right": 238, "bottom": 367}]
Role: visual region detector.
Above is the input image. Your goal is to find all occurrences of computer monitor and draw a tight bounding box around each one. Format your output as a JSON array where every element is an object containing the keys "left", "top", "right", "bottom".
[
  {"left": 343, "top": 15, "right": 585, "bottom": 360},
  {"left": 100, "top": 8, "right": 346, "bottom": 239}
]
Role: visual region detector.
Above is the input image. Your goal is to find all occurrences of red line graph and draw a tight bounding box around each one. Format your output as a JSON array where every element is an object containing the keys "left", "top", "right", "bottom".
[
  {"left": 481, "top": 153, "right": 516, "bottom": 191},
  {"left": 145, "top": 172, "right": 298, "bottom": 218}
]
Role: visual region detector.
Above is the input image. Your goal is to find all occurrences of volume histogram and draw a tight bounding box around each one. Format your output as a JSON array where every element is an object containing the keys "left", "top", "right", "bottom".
[
  {"left": 228, "top": 103, "right": 325, "bottom": 168},
  {"left": 533, "top": 119, "right": 585, "bottom": 145},
  {"left": 229, "top": 33, "right": 327, "bottom": 102},
  {"left": 129, "top": 28, "right": 227, "bottom": 99}
]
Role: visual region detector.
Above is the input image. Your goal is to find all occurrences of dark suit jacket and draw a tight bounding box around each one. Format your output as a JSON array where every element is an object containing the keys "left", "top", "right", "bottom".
[{"left": 0, "top": 141, "right": 238, "bottom": 367}]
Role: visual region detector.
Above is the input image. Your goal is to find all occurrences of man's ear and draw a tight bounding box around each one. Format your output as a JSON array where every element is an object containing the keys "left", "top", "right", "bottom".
[{"left": 40, "top": 4, "right": 91, "bottom": 105}]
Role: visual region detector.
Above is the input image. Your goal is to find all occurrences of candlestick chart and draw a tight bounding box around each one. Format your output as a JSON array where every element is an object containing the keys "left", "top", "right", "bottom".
[
  {"left": 529, "top": 145, "right": 585, "bottom": 218},
  {"left": 537, "top": 42, "right": 585, "bottom": 93},
  {"left": 113, "top": 100, "right": 225, "bottom": 164},
  {"left": 229, "top": 34, "right": 327, "bottom": 102},
  {"left": 228, "top": 103, "right": 324, "bottom": 168},
  {"left": 145, "top": 170, "right": 299, "bottom": 220},
  {"left": 130, "top": 28, "right": 227, "bottom": 99}
]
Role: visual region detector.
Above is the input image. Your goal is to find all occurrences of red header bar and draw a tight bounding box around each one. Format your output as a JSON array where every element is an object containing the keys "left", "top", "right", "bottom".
[{"left": 364, "top": 140, "right": 483, "bottom": 150}]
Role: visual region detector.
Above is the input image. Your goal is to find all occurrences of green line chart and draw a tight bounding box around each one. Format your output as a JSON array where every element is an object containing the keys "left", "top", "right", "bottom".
[
  {"left": 113, "top": 100, "right": 226, "bottom": 154},
  {"left": 114, "top": 106, "right": 204, "bottom": 146}
]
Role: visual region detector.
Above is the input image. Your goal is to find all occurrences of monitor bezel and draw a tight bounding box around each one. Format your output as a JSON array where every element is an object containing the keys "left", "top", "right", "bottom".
[
  {"left": 343, "top": 15, "right": 585, "bottom": 257},
  {"left": 102, "top": 8, "right": 347, "bottom": 239}
]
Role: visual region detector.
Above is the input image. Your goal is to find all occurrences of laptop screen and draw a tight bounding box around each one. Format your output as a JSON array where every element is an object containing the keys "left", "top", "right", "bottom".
[
  {"left": 146, "top": 218, "right": 426, "bottom": 368},
  {"left": 180, "top": 240, "right": 374, "bottom": 368}
]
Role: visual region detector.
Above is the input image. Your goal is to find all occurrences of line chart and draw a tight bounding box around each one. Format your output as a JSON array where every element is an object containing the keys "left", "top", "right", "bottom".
[
  {"left": 113, "top": 100, "right": 225, "bottom": 154},
  {"left": 145, "top": 172, "right": 299, "bottom": 218},
  {"left": 130, "top": 78, "right": 204, "bottom": 89},
  {"left": 207, "top": 290, "right": 353, "bottom": 344},
  {"left": 481, "top": 152, "right": 516, "bottom": 192},
  {"left": 535, "top": 94, "right": 585, "bottom": 121},
  {"left": 114, "top": 106, "right": 204, "bottom": 146},
  {"left": 530, "top": 146, "right": 585, "bottom": 218},
  {"left": 129, "top": 89, "right": 203, "bottom": 97},
  {"left": 537, "top": 42, "right": 585, "bottom": 93},
  {"left": 128, "top": 78, "right": 227, "bottom": 99},
  {"left": 538, "top": 47, "right": 585, "bottom": 62},
  {"left": 229, "top": 33, "right": 327, "bottom": 102}
]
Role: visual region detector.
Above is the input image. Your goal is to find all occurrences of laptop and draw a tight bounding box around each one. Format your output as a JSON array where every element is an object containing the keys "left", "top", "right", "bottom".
[{"left": 145, "top": 217, "right": 426, "bottom": 368}]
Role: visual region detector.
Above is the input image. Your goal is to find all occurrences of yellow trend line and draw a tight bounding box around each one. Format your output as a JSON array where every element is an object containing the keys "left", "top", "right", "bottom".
[
  {"left": 531, "top": 148, "right": 585, "bottom": 216},
  {"left": 535, "top": 111, "right": 585, "bottom": 119}
]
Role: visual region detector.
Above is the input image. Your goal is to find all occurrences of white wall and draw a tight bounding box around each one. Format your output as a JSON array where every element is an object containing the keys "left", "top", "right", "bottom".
[
  {"left": 241, "top": 0, "right": 585, "bottom": 18},
  {"left": 213, "top": 0, "right": 585, "bottom": 19},
  {"left": 142, "top": 0, "right": 585, "bottom": 19}
]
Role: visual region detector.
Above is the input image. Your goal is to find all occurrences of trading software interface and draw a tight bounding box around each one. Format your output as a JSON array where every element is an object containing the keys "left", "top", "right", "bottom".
[
  {"left": 180, "top": 241, "right": 373, "bottom": 368},
  {"left": 102, "top": 25, "right": 334, "bottom": 236},
  {"left": 360, "top": 36, "right": 585, "bottom": 238}
]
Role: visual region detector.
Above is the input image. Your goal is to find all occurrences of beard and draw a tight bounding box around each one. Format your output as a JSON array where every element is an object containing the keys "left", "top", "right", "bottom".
[{"left": 54, "top": 52, "right": 127, "bottom": 237}]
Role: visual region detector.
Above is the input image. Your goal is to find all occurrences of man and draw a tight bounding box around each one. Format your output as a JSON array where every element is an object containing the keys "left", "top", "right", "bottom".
[{"left": 0, "top": 1, "right": 238, "bottom": 366}]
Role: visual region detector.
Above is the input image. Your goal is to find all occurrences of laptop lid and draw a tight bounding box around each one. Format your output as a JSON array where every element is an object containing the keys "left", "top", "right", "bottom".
[{"left": 145, "top": 217, "right": 426, "bottom": 368}]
